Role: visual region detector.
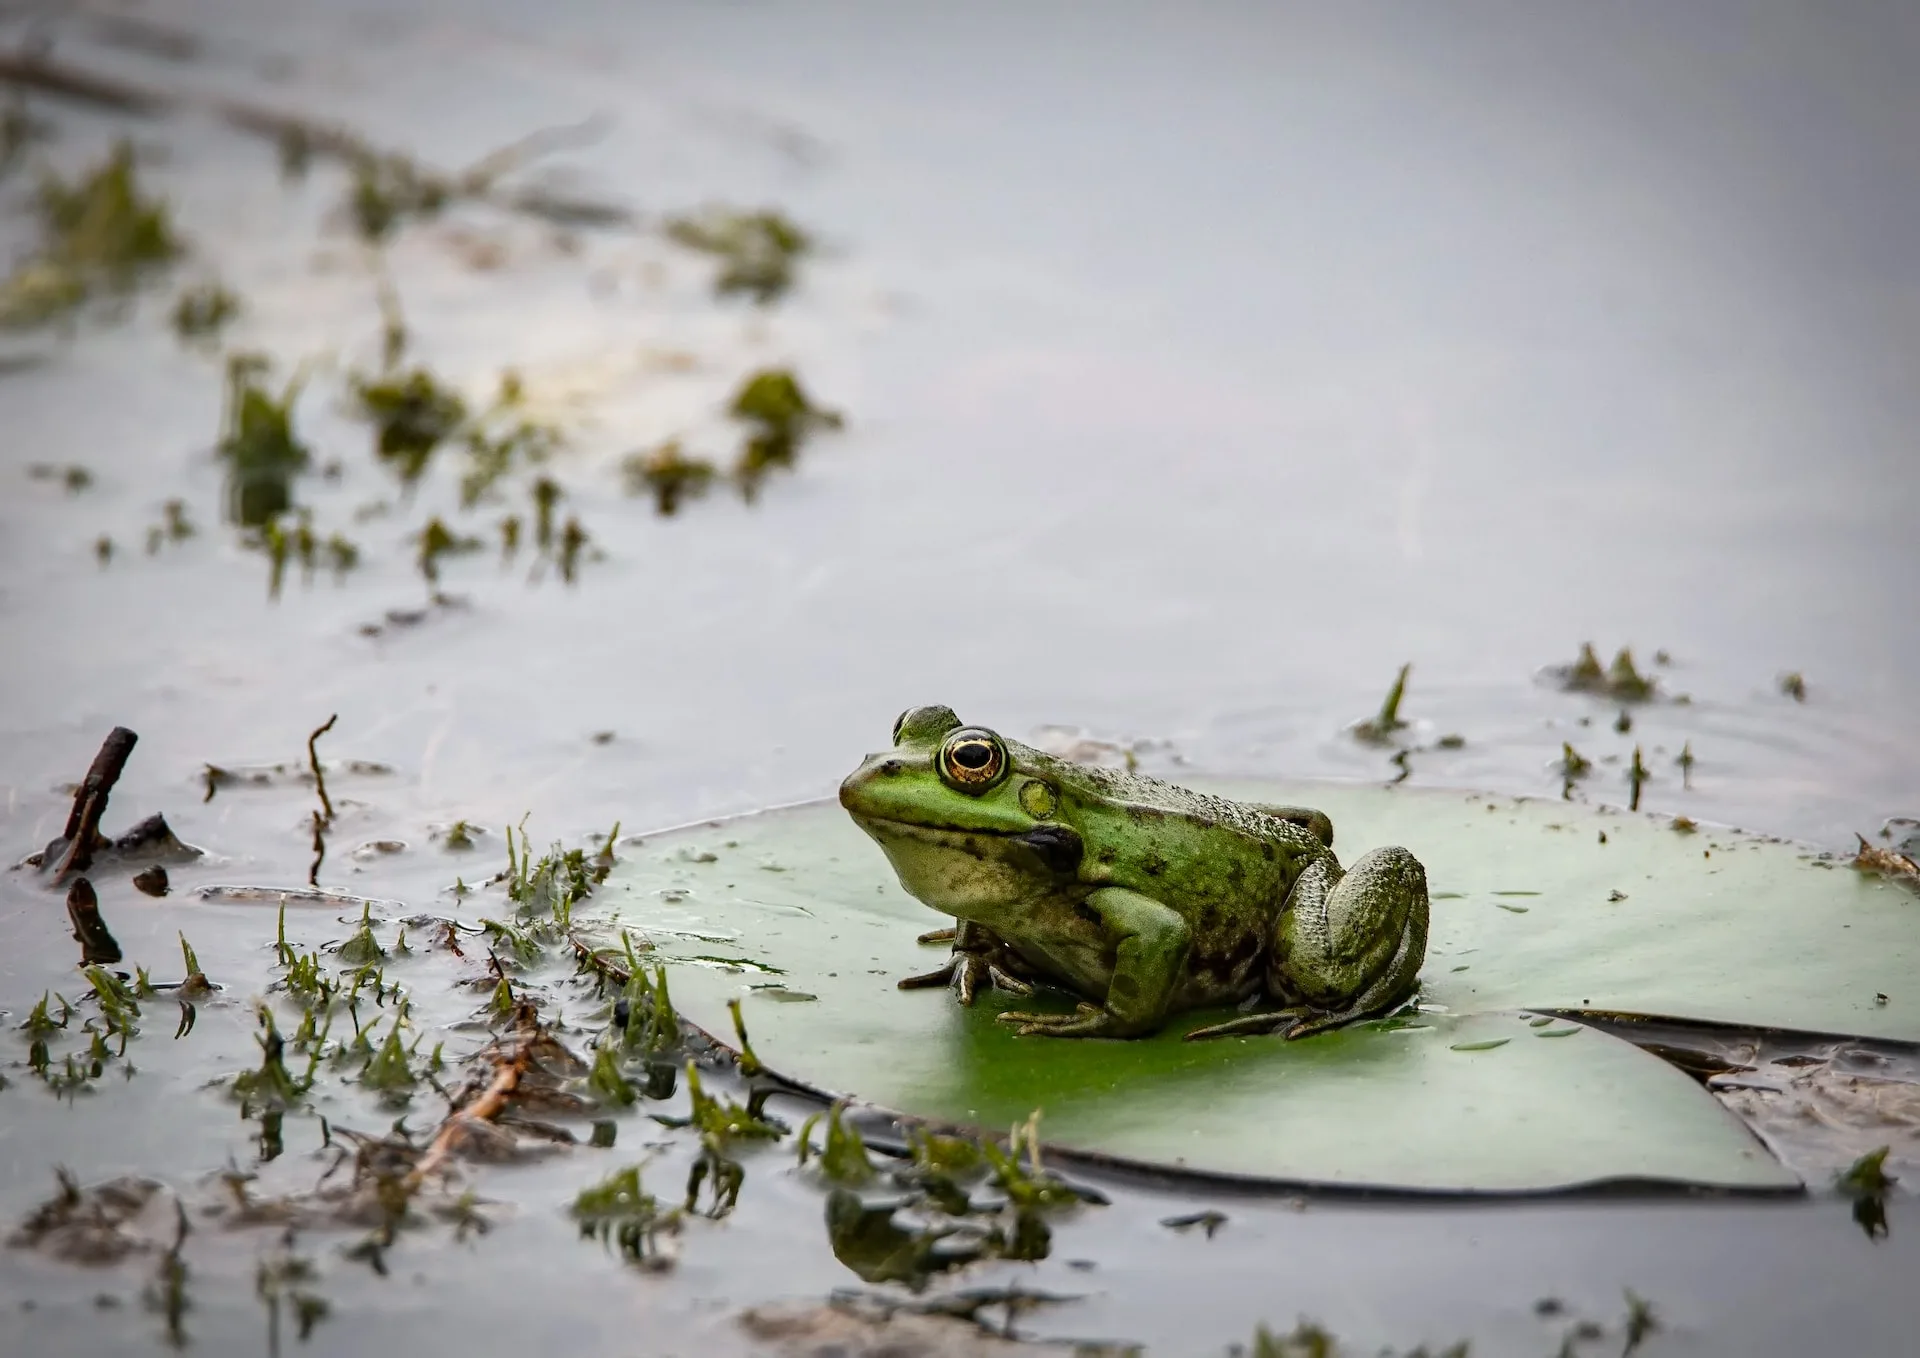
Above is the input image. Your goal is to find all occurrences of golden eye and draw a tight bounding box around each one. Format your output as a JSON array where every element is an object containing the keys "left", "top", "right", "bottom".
[{"left": 938, "top": 728, "right": 1007, "bottom": 791}]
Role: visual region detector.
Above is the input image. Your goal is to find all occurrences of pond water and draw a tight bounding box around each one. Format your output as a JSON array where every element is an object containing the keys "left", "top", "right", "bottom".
[{"left": 0, "top": 3, "right": 1915, "bottom": 1354}]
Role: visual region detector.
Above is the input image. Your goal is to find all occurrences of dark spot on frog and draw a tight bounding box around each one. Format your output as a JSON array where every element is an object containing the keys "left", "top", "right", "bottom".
[
  {"left": 1259, "top": 841, "right": 1275, "bottom": 861},
  {"left": 1015, "top": 825, "right": 1084, "bottom": 875}
]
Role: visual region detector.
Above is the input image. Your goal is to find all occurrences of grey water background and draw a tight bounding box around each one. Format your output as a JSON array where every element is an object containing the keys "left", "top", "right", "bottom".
[{"left": 1, "top": 2, "right": 1917, "bottom": 1354}]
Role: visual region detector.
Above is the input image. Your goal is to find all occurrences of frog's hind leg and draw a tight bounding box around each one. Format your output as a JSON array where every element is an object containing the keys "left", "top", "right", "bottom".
[{"left": 1271, "top": 846, "right": 1428, "bottom": 1039}]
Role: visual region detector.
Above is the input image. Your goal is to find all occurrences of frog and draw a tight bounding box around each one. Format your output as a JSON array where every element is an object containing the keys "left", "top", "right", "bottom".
[{"left": 839, "top": 705, "right": 1429, "bottom": 1040}]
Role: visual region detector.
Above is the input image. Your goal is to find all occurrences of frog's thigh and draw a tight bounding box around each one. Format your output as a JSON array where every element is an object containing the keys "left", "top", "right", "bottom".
[
  {"left": 1087, "top": 887, "right": 1191, "bottom": 1032},
  {"left": 1273, "top": 847, "right": 1428, "bottom": 1011}
]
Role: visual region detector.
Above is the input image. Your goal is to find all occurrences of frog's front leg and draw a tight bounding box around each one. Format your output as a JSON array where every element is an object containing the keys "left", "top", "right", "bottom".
[
  {"left": 1270, "top": 846, "right": 1428, "bottom": 1039},
  {"left": 898, "top": 919, "right": 1036, "bottom": 1005},
  {"left": 998, "top": 888, "right": 1189, "bottom": 1038}
]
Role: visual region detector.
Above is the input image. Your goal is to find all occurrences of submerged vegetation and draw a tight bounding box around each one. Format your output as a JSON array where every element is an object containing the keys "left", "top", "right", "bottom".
[
  {"left": 665, "top": 205, "right": 812, "bottom": 303},
  {"left": 216, "top": 353, "right": 310, "bottom": 529},
  {"left": 1350, "top": 663, "right": 1412, "bottom": 744},
  {"left": 0, "top": 139, "right": 181, "bottom": 328},
  {"left": 728, "top": 367, "right": 845, "bottom": 500},
  {"left": 1550, "top": 643, "right": 1663, "bottom": 702}
]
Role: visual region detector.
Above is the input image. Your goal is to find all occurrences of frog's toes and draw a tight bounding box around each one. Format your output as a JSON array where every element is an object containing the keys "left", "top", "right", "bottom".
[
  {"left": 985, "top": 965, "right": 1034, "bottom": 997},
  {"left": 1183, "top": 1011, "right": 1299, "bottom": 1041},
  {"left": 998, "top": 1004, "right": 1114, "bottom": 1038},
  {"left": 896, "top": 959, "right": 961, "bottom": 992}
]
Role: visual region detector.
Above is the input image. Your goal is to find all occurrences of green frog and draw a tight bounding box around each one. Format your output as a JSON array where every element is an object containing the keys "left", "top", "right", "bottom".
[{"left": 839, "top": 705, "right": 1429, "bottom": 1040}]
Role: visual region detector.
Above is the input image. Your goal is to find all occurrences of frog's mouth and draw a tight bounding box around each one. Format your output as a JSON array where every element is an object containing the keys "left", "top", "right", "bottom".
[{"left": 850, "top": 814, "right": 1084, "bottom": 876}]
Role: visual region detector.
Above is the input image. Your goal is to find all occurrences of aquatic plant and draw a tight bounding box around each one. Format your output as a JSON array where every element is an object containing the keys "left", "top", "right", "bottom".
[
  {"left": 0, "top": 139, "right": 181, "bottom": 328},
  {"left": 1350, "top": 663, "right": 1412, "bottom": 744},
  {"left": 353, "top": 367, "right": 468, "bottom": 486},
  {"left": 217, "top": 354, "right": 310, "bottom": 529},
  {"left": 727, "top": 367, "right": 844, "bottom": 501},
  {"left": 624, "top": 439, "right": 717, "bottom": 516},
  {"left": 170, "top": 281, "right": 238, "bottom": 343},
  {"left": 665, "top": 206, "right": 811, "bottom": 302}
]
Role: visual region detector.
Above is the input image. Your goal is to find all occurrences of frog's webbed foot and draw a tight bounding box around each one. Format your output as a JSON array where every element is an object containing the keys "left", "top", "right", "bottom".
[
  {"left": 1182, "top": 1008, "right": 1307, "bottom": 1041},
  {"left": 898, "top": 924, "right": 1036, "bottom": 1005},
  {"left": 996, "top": 1002, "right": 1133, "bottom": 1039},
  {"left": 898, "top": 953, "right": 1035, "bottom": 1004}
]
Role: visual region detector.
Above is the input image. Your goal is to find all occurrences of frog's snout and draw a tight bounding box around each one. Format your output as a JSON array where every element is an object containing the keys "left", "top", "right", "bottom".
[{"left": 839, "top": 756, "right": 905, "bottom": 810}]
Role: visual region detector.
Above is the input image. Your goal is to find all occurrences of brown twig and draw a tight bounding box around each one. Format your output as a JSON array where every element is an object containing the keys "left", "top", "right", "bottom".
[
  {"left": 49, "top": 727, "right": 138, "bottom": 882},
  {"left": 306, "top": 714, "right": 337, "bottom": 825},
  {"left": 64, "top": 878, "right": 123, "bottom": 965},
  {"left": 403, "top": 1021, "right": 537, "bottom": 1194}
]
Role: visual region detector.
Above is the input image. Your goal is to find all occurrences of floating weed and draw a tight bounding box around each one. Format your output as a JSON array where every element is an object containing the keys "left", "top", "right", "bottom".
[
  {"left": 1838, "top": 1146, "right": 1895, "bottom": 1241},
  {"left": 347, "top": 152, "right": 456, "bottom": 244},
  {"left": 622, "top": 440, "right": 716, "bottom": 516},
  {"left": 588, "top": 1036, "right": 637, "bottom": 1108},
  {"left": 1350, "top": 663, "right": 1412, "bottom": 745},
  {"left": 983, "top": 1112, "right": 1085, "bottom": 1212},
  {"left": 728, "top": 368, "right": 844, "bottom": 501},
  {"left": 571, "top": 1163, "right": 681, "bottom": 1269},
  {"left": 481, "top": 917, "right": 540, "bottom": 966},
  {"left": 625, "top": 957, "right": 681, "bottom": 1056},
  {"left": 354, "top": 367, "right": 468, "bottom": 486},
  {"left": 20, "top": 991, "right": 74, "bottom": 1039},
  {"left": 27, "top": 461, "right": 94, "bottom": 492},
  {"left": 556, "top": 517, "right": 589, "bottom": 584},
  {"left": 488, "top": 975, "right": 515, "bottom": 1018},
  {"left": 1552, "top": 643, "right": 1660, "bottom": 702},
  {"left": 1621, "top": 1289, "right": 1659, "bottom": 1356},
  {"left": 796, "top": 1100, "right": 874, "bottom": 1185},
  {"left": 658, "top": 1062, "right": 785, "bottom": 1147},
  {"left": 359, "top": 1024, "right": 419, "bottom": 1105},
  {"left": 0, "top": 139, "right": 181, "bottom": 328},
  {"left": 170, "top": 280, "right": 238, "bottom": 344},
  {"left": 1779, "top": 671, "right": 1808, "bottom": 702},
  {"left": 1558, "top": 742, "right": 1591, "bottom": 799},
  {"left": 665, "top": 206, "right": 811, "bottom": 303},
  {"left": 530, "top": 476, "right": 562, "bottom": 551},
  {"left": 727, "top": 997, "right": 764, "bottom": 1077},
  {"left": 231, "top": 1008, "right": 317, "bottom": 1113},
  {"left": 442, "top": 820, "right": 477, "bottom": 851},
  {"left": 414, "top": 517, "right": 482, "bottom": 585},
  {"left": 85, "top": 965, "right": 142, "bottom": 1043},
  {"left": 218, "top": 354, "right": 310, "bottom": 529},
  {"left": 335, "top": 903, "right": 386, "bottom": 966},
  {"left": 1450, "top": 1038, "right": 1510, "bottom": 1052},
  {"left": 460, "top": 414, "right": 559, "bottom": 508}
]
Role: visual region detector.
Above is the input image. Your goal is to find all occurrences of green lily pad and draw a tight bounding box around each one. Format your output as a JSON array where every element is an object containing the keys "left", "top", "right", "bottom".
[{"left": 592, "top": 781, "right": 1916, "bottom": 1192}]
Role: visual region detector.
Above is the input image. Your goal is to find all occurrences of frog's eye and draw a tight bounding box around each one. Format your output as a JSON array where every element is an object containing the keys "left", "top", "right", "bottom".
[{"left": 938, "top": 728, "right": 1007, "bottom": 792}]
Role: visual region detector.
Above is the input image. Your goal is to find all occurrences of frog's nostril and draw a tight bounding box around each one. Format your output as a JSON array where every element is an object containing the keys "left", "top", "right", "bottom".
[{"left": 880, "top": 759, "right": 903, "bottom": 776}]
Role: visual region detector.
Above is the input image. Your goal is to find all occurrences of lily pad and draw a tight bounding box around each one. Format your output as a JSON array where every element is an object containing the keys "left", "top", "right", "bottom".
[{"left": 592, "top": 781, "right": 1917, "bottom": 1192}]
